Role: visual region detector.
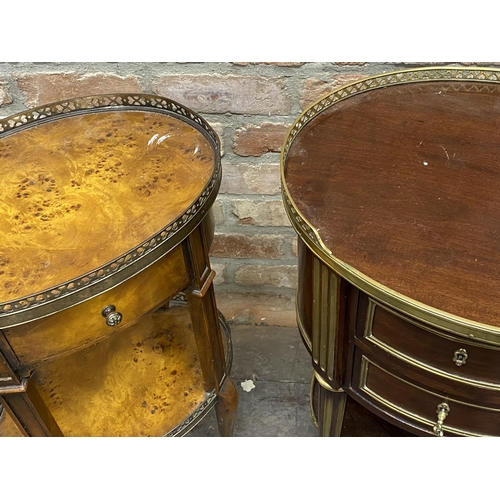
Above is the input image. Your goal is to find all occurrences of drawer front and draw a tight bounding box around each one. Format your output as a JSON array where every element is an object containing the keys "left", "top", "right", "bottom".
[
  {"left": 4, "top": 245, "right": 189, "bottom": 364},
  {"left": 361, "top": 299, "right": 500, "bottom": 387},
  {"left": 351, "top": 349, "right": 500, "bottom": 436}
]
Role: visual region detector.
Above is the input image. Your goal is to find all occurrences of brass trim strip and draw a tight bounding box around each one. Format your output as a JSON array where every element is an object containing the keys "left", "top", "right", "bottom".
[
  {"left": 314, "top": 370, "right": 344, "bottom": 393},
  {"left": 358, "top": 355, "right": 495, "bottom": 436},
  {"left": 327, "top": 268, "right": 339, "bottom": 380},
  {"left": 281, "top": 67, "right": 500, "bottom": 342},
  {"left": 312, "top": 258, "right": 321, "bottom": 365},
  {"left": 190, "top": 270, "right": 216, "bottom": 298},
  {"left": 164, "top": 391, "right": 218, "bottom": 437},
  {"left": 319, "top": 263, "right": 329, "bottom": 371},
  {"left": 309, "top": 375, "right": 318, "bottom": 429},
  {"left": 0, "top": 378, "right": 28, "bottom": 395},
  {"left": 295, "top": 303, "right": 312, "bottom": 351},
  {"left": 312, "top": 258, "right": 339, "bottom": 380},
  {"left": 364, "top": 299, "right": 500, "bottom": 391},
  {"left": 320, "top": 394, "right": 335, "bottom": 437},
  {"left": 363, "top": 299, "right": 378, "bottom": 338}
]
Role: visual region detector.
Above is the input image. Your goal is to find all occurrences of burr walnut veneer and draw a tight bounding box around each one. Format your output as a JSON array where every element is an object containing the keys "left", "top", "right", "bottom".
[
  {"left": 0, "top": 94, "right": 237, "bottom": 437},
  {"left": 282, "top": 67, "right": 500, "bottom": 436}
]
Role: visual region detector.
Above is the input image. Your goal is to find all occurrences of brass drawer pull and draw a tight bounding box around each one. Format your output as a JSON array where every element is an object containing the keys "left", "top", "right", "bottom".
[
  {"left": 453, "top": 348, "right": 468, "bottom": 367},
  {"left": 101, "top": 305, "right": 123, "bottom": 327},
  {"left": 432, "top": 402, "right": 450, "bottom": 437}
]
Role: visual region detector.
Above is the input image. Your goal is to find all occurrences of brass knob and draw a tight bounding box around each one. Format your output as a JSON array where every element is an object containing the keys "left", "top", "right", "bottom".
[
  {"left": 432, "top": 402, "right": 450, "bottom": 437},
  {"left": 101, "top": 305, "right": 122, "bottom": 327},
  {"left": 453, "top": 348, "right": 468, "bottom": 367}
]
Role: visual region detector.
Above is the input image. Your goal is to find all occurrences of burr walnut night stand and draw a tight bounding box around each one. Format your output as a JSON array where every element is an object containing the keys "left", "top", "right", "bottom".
[
  {"left": 0, "top": 94, "right": 237, "bottom": 437},
  {"left": 281, "top": 67, "right": 500, "bottom": 437}
]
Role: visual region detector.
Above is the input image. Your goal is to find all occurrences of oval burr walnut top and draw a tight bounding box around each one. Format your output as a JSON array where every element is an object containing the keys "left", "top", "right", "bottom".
[
  {"left": 284, "top": 81, "right": 500, "bottom": 328},
  {"left": 0, "top": 110, "right": 215, "bottom": 303}
]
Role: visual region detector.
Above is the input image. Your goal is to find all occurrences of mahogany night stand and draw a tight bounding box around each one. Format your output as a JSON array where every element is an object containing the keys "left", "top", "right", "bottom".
[{"left": 282, "top": 67, "right": 500, "bottom": 437}]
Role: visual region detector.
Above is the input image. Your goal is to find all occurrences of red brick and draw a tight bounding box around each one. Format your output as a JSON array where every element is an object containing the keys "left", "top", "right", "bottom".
[
  {"left": 0, "top": 84, "right": 12, "bottom": 107},
  {"left": 300, "top": 74, "right": 368, "bottom": 110},
  {"left": 210, "top": 233, "right": 284, "bottom": 259},
  {"left": 215, "top": 290, "right": 296, "bottom": 326},
  {"left": 233, "top": 122, "right": 290, "bottom": 157},
  {"left": 232, "top": 200, "right": 291, "bottom": 227},
  {"left": 152, "top": 74, "right": 291, "bottom": 114},
  {"left": 15, "top": 72, "right": 142, "bottom": 107},
  {"left": 219, "top": 163, "right": 280, "bottom": 195},
  {"left": 234, "top": 265, "right": 298, "bottom": 288}
]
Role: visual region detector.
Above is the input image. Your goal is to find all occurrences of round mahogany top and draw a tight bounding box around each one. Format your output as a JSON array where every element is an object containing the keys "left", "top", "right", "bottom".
[
  {"left": 0, "top": 96, "right": 218, "bottom": 314},
  {"left": 283, "top": 70, "right": 500, "bottom": 331}
]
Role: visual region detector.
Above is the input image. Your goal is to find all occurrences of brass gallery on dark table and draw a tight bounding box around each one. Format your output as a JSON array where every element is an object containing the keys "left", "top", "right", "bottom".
[{"left": 2, "top": 67, "right": 500, "bottom": 437}]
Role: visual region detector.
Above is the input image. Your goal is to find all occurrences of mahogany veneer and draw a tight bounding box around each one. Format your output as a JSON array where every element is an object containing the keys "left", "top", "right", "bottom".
[{"left": 282, "top": 67, "right": 500, "bottom": 436}]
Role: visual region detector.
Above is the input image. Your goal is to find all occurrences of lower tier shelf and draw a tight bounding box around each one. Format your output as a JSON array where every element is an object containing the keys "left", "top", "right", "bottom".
[{"left": 0, "top": 302, "right": 232, "bottom": 437}]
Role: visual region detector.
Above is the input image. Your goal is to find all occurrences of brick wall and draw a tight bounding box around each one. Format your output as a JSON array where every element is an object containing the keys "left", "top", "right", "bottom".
[{"left": 0, "top": 61, "right": 469, "bottom": 325}]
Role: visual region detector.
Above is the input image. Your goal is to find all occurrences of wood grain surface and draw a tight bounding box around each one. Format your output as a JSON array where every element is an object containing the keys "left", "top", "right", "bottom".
[
  {"left": 5, "top": 246, "right": 188, "bottom": 364},
  {"left": 0, "top": 110, "right": 214, "bottom": 303},
  {"left": 28, "top": 305, "right": 206, "bottom": 437},
  {"left": 285, "top": 81, "right": 500, "bottom": 327}
]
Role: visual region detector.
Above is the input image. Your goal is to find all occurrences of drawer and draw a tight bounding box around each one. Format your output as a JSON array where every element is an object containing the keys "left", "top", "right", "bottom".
[
  {"left": 359, "top": 299, "right": 500, "bottom": 388},
  {"left": 351, "top": 349, "right": 500, "bottom": 436},
  {"left": 4, "top": 245, "right": 189, "bottom": 364}
]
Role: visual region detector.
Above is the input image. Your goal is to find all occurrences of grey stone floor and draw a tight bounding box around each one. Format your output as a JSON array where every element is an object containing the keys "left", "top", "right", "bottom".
[
  {"left": 188, "top": 325, "right": 317, "bottom": 437},
  {"left": 187, "top": 324, "right": 410, "bottom": 437}
]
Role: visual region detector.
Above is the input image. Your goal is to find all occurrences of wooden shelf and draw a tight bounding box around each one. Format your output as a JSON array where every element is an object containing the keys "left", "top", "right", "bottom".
[{"left": 1, "top": 304, "right": 220, "bottom": 437}]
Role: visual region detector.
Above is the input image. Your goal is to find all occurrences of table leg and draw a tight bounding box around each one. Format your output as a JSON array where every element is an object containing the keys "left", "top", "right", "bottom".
[
  {"left": 0, "top": 378, "right": 63, "bottom": 436},
  {"left": 312, "top": 372, "right": 347, "bottom": 437},
  {"left": 183, "top": 223, "right": 238, "bottom": 436},
  {"left": 0, "top": 341, "right": 63, "bottom": 436},
  {"left": 215, "top": 377, "right": 238, "bottom": 437},
  {"left": 185, "top": 284, "right": 239, "bottom": 436}
]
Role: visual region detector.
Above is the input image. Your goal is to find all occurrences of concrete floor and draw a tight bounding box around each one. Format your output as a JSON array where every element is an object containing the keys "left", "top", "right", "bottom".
[{"left": 188, "top": 324, "right": 411, "bottom": 437}]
